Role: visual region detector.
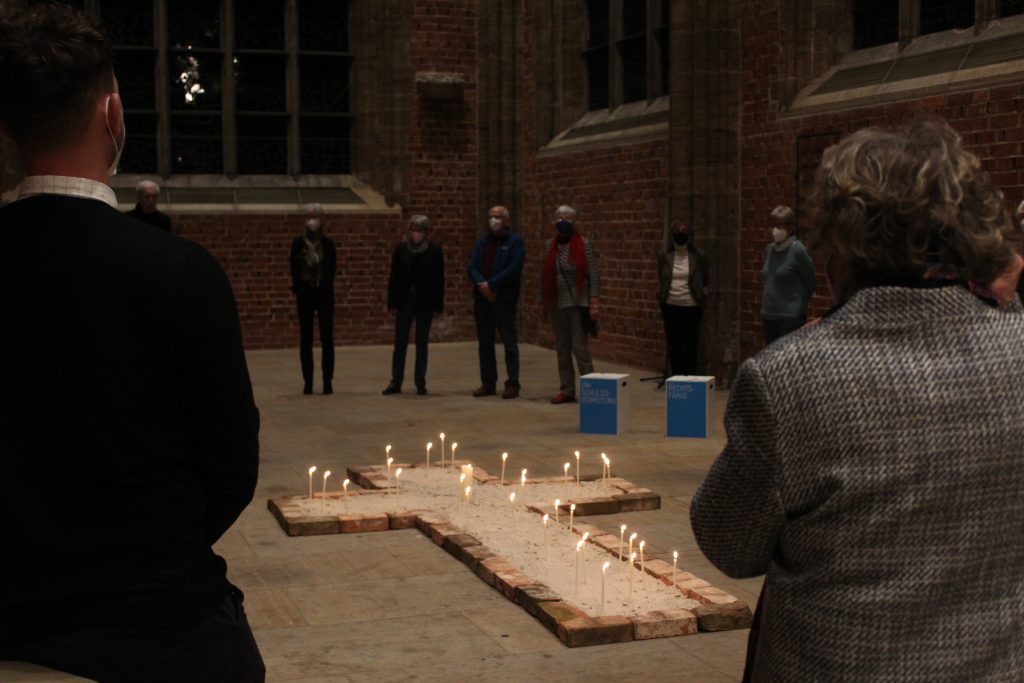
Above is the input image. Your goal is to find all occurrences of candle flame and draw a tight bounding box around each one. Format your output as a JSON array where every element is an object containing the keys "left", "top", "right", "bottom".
[
  {"left": 629, "top": 532, "right": 637, "bottom": 542},
  {"left": 620, "top": 524, "right": 627, "bottom": 532},
  {"left": 427, "top": 442, "right": 432, "bottom": 450},
  {"left": 387, "top": 457, "right": 393, "bottom": 465},
  {"left": 673, "top": 550, "right": 679, "bottom": 560},
  {"left": 464, "top": 486, "right": 471, "bottom": 496},
  {"left": 576, "top": 540, "right": 584, "bottom": 551},
  {"left": 543, "top": 513, "right": 549, "bottom": 523},
  {"left": 639, "top": 540, "right": 645, "bottom": 549},
  {"left": 343, "top": 479, "right": 350, "bottom": 487},
  {"left": 602, "top": 561, "right": 610, "bottom": 573},
  {"left": 570, "top": 503, "right": 576, "bottom": 511},
  {"left": 630, "top": 552, "right": 637, "bottom": 561},
  {"left": 452, "top": 442, "right": 458, "bottom": 450},
  {"left": 554, "top": 498, "right": 560, "bottom": 506},
  {"left": 386, "top": 445, "right": 391, "bottom": 454},
  {"left": 502, "top": 452, "right": 508, "bottom": 461},
  {"left": 395, "top": 468, "right": 402, "bottom": 477},
  {"left": 440, "top": 432, "right": 445, "bottom": 439},
  {"left": 574, "top": 450, "right": 580, "bottom": 458},
  {"left": 509, "top": 492, "right": 516, "bottom": 503},
  {"left": 323, "top": 470, "right": 331, "bottom": 479},
  {"left": 582, "top": 531, "right": 589, "bottom": 541},
  {"left": 308, "top": 466, "right": 316, "bottom": 475},
  {"left": 563, "top": 463, "right": 570, "bottom": 472},
  {"left": 460, "top": 473, "right": 466, "bottom": 482}
]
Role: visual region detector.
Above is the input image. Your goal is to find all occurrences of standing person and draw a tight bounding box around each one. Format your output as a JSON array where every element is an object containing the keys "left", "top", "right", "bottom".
[
  {"left": 469, "top": 205, "right": 525, "bottom": 399},
  {"left": 761, "top": 205, "right": 815, "bottom": 345},
  {"left": 126, "top": 179, "right": 172, "bottom": 232},
  {"left": 656, "top": 218, "right": 709, "bottom": 376},
  {"left": 289, "top": 203, "right": 336, "bottom": 395},
  {"left": 542, "top": 205, "right": 600, "bottom": 404},
  {"left": 691, "top": 119, "right": 1024, "bottom": 682},
  {"left": 383, "top": 215, "right": 445, "bottom": 395},
  {"left": 0, "top": 6, "right": 263, "bottom": 682}
]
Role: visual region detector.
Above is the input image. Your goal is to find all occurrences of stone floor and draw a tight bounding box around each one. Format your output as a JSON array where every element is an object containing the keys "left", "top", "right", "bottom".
[{"left": 3, "top": 342, "right": 761, "bottom": 683}]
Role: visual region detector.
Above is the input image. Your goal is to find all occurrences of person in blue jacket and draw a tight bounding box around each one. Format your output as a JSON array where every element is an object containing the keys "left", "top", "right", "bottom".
[{"left": 468, "top": 205, "right": 525, "bottom": 398}]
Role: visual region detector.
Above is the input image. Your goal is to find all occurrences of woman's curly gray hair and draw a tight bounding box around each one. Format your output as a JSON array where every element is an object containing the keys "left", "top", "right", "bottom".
[{"left": 807, "top": 118, "right": 1021, "bottom": 288}]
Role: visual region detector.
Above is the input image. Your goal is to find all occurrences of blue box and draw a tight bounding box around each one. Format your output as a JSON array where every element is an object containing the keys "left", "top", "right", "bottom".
[
  {"left": 579, "top": 373, "right": 630, "bottom": 435},
  {"left": 666, "top": 375, "right": 715, "bottom": 438}
]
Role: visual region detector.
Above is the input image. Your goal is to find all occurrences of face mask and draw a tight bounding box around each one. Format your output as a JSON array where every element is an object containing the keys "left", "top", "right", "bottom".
[
  {"left": 556, "top": 219, "right": 573, "bottom": 236},
  {"left": 104, "top": 95, "right": 126, "bottom": 177},
  {"left": 488, "top": 217, "right": 503, "bottom": 231},
  {"left": 306, "top": 218, "right": 321, "bottom": 231},
  {"left": 771, "top": 227, "right": 789, "bottom": 243},
  {"left": 409, "top": 230, "right": 425, "bottom": 244},
  {"left": 673, "top": 232, "right": 689, "bottom": 246}
]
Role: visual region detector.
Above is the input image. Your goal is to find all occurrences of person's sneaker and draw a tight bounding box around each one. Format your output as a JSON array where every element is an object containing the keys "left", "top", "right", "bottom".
[
  {"left": 416, "top": 386, "right": 427, "bottom": 395},
  {"left": 382, "top": 384, "right": 401, "bottom": 395},
  {"left": 303, "top": 380, "right": 313, "bottom": 395},
  {"left": 550, "top": 392, "right": 576, "bottom": 404},
  {"left": 502, "top": 386, "right": 520, "bottom": 399},
  {"left": 472, "top": 385, "right": 496, "bottom": 397},
  {"left": 323, "top": 379, "right": 333, "bottom": 395}
]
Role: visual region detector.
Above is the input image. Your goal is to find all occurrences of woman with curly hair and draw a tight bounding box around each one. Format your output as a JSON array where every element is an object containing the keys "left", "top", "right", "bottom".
[{"left": 692, "top": 118, "right": 1024, "bottom": 682}]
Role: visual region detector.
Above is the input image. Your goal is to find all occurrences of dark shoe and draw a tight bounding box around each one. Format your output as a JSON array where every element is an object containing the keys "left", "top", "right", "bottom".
[
  {"left": 502, "top": 385, "right": 520, "bottom": 399},
  {"left": 472, "top": 385, "right": 496, "bottom": 397},
  {"left": 382, "top": 384, "right": 401, "bottom": 395},
  {"left": 550, "top": 392, "right": 576, "bottom": 404},
  {"left": 303, "top": 380, "right": 313, "bottom": 395},
  {"left": 417, "top": 385, "right": 427, "bottom": 395},
  {"left": 323, "top": 380, "right": 333, "bottom": 395}
]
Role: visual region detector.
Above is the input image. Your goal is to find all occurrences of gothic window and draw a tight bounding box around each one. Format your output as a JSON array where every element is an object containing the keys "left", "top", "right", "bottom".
[
  {"left": 853, "top": 0, "right": 899, "bottom": 49},
  {"left": 919, "top": 0, "right": 975, "bottom": 35},
  {"left": 583, "top": 0, "right": 669, "bottom": 111},
  {"left": 1002, "top": 0, "right": 1024, "bottom": 16}
]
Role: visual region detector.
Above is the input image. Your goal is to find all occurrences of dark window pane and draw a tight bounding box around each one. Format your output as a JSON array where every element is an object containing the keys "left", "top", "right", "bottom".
[
  {"left": 920, "top": 0, "right": 975, "bottom": 35},
  {"left": 620, "top": 36, "right": 647, "bottom": 103},
  {"left": 120, "top": 112, "right": 158, "bottom": 174},
  {"left": 853, "top": 0, "right": 898, "bottom": 48},
  {"left": 168, "top": 0, "right": 220, "bottom": 50},
  {"left": 235, "top": 0, "right": 284, "bottom": 50},
  {"left": 299, "top": 55, "right": 350, "bottom": 112},
  {"left": 1002, "top": 0, "right": 1024, "bottom": 16},
  {"left": 585, "top": 47, "right": 609, "bottom": 110},
  {"left": 237, "top": 114, "right": 288, "bottom": 174},
  {"left": 299, "top": 0, "right": 350, "bottom": 52},
  {"left": 101, "top": 0, "right": 153, "bottom": 46},
  {"left": 658, "top": 24, "right": 669, "bottom": 97},
  {"left": 169, "top": 52, "right": 222, "bottom": 111},
  {"left": 300, "top": 116, "right": 351, "bottom": 173},
  {"left": 585, "top": 0, "right": 609, "bottom": 48},
  {"left": 170, "top": 114, "right": 223, "bottom": 173},
  {"left": 27, "top": 0, "right": 84, "bottom": 8},
  {"left": 622, "top": 0, "right": 647, "bottom": 37},
  {"left": 114, "top": 49, "right": 156, "bottom": 110},
  {"left": 235, "top": 54, "right": 287, "bottom": 112}
]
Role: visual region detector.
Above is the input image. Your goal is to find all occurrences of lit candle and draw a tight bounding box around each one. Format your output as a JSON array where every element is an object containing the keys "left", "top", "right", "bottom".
[
  {"left": 618, "top": 524, "right": 627, "bottom": 561},
  {"left": 554, "top": 499, "right": 560, "bottom": 526},
  {"left": 581, "top": 531, "right": 590, "bottom": 582},
  {"left": 628, "top": 552, "right": 637, "bottom": 602},
  {"left": 575, "top": 540, "right": 583, "bottom": 594},
  {"left": 426, "top": 442, "right": 432, "bottom": 468},
  {"left": 601, "top": 561, "right": 610, "bottom": 614},
  {"left": 601, "top": 453, "right": 609, "bottom": 483},
  {"left": 574, "top": 450, "right": 580, "bottom": 484},
  {"left": 307, "top": 465, "right": 317, "bottom": 500},
  {"left": 439, "top": 432, "right": 445, "bottom": 466},
  {"left": 509, "top": 492, "right": 517, "bottom": 531},
  {"left": 463, "top": 485, "right": 471, "bottom": 527},
  {"left": 672, "top": 550, "right": 678, "bottom": 586},
  {"left": 342, "top": 478, "right": 350, "bottom": 514},
  {"left": 321, "top": 469, "right": 331, "bottom": 511},
  {"left": 459, "top": 472, "right": 466, "bottom": 498},
  {"left": 542, "top": 514, "right": 550, "bottom": 560},
  {"left": 500, "top": 452, "right": 508, "bottom": 484},
  {"left": 569, "top": 503, "right": 575, "bottom": 532},
  {"left": 450, "top": 442, "right": 458, "bottom": 467},
  {"left": 395, "top": 467, "right": 402, "bottom": 506},
  {"left": 639, "top": 540, "right": 646, "bottom": 581},
  {"left": 563, "top": 462, "right": 570, "bottom": 485},
  {"left": 628, "top": 532, "right": 637, "bottom": 563},
  {"left": 520, "top": 468, "right": 527, "bottom": 492},
  {"left": 606, "top": 456, "right": 611, "bottom": 483},
  {"left": 386, "top": 456, "right": 394, "bottom": 495}
]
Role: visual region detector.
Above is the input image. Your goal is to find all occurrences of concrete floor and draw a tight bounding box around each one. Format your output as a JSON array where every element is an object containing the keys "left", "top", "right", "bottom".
[{"left": 3, "top": 342, "right": 761, "bottom": 683}]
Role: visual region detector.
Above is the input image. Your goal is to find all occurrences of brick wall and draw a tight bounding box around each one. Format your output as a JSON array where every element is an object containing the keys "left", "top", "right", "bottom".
[{"left": 739, "top": 0, "right": 1024, "bottom": 361}]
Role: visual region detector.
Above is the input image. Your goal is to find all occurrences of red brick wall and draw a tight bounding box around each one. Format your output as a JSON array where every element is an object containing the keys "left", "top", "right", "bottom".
[{"left": 739, "top": 1, "right": 1024, "bottom": 361}]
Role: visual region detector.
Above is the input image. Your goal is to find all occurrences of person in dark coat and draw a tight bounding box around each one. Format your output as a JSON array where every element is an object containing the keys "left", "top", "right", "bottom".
[
  {"left": 0, "top": 6, "right": 263, "bottom": 681},
  {"left": 383, "top": 214, "right": 445, "bottom": 395},
  {"left": 289, "top": 203, "right": 337, "bottom": 395},
  {"left": 656, "top": 218, "right": 709, "bottom": 376},
  {"left": 126, "top": 179, "right": 172, "bottom": 232}
]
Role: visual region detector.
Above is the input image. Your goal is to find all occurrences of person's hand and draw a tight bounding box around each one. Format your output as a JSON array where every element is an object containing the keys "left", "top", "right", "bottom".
[{"left": 987, "top": 252, "right": 1024, "bottom": 309}]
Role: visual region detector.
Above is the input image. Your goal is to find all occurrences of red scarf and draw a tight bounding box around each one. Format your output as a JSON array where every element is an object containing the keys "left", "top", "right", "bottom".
[{"left": 542, "top": 233, "right": 587, "bottom": 309}]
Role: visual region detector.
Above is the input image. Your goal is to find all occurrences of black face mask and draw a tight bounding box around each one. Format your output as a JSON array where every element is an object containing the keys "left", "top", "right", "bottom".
[{"left": 673, "top": 232, "right": 689, "bottom": 246}]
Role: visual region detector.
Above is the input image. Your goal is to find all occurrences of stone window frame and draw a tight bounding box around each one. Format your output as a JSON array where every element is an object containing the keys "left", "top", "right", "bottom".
[{"left": 71, "top": 0, "right": 352, "bottom": 179}]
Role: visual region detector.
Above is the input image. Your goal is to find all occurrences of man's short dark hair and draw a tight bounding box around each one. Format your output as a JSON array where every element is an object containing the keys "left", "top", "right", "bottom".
[{"left": 0, "top": 4, "right": 114, "bottom": 152}]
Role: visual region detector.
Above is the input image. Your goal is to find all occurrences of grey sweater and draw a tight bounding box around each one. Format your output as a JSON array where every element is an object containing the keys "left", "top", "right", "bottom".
[{"left": 761, "top": 237, "right": 815, "bottom": 320}]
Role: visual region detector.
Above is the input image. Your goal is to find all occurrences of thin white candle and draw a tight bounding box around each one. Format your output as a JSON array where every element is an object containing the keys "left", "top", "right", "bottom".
[
  {"left": 672, "top": 550, "right": 678, "bottom": 585},
  {"left": 606, "top": 456, "right": 611, "bottom": 483},
  {"left": 520, "top": 468, "right": 527, "bottom": 491},
  {"left": 459, "top": 472, "right": 466, "bottom": 498},
  {"left": 563, "top": 462, "right": 570, "bottom": 485},
  {"left": 575, "top": 540, "right": 583, "bottom": 593},
  {"left": 639, "top": 540, "right": 646, "bottom": 582},
  {"left": 509, "top": 492, "right": 517, "bottom": 530},
  {"left": 628, "top": 532, "right": 637, "bottom": 562},
  {"left": 542, "top": 514, "right": 549, "bottom": 560},
  {"left": 463, "top": 485, "right": 471, "bottom": 527},
  {"left": 628, "top": 552, "right": 637, "bottom": 602},
  {"left": 395, "top": 467, "right": 402, "bottom": 506},
  {"left": 554, "top": 499, "right": 560, "bottom": 526},
  {"left": 342, "top": 478, "right": 350, "bottom": 514},
  {"left": 450, "top": 442, "right": 458, "bottom": 467},
  {"left": 439, "top": 432, "right": 445, "bottom": 467},
  {"left": 569, "top": 503, "right": 575, "bottom": 532},
  {"left": 601, "top": 453, "right": 609, "bottom": 483},
  {"left": 307, "top": 465, "right": 316, "bottom": 500},
  {"left": 574, "top": 450, "right": 580, "bottom": 484},
  {"left": 501, "top": 452, "right": 507, "bottom": 484},
  {"left": 618, "top": 524, "right": 627, "bottom": 561},
  {"left": 581, "top": 531, "right": 590, "bottom": 583},
  {"left": 321, "top": 470, "right": 331, "bottom": 511},
  {"left": 426, "top": 442, "right": 432, "bottom": 468},
  {"left": 386, "top": 456, "right": 394, "bottom": 495},
  {"left": 601, "top": 561, "right": 610, "bottom": 614}
]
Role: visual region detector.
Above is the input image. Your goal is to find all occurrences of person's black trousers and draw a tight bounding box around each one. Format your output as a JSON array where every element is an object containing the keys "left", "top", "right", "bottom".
[
  {"left": 391, "top": 303, "right": 434, "bottom": 389},
  {"left": 660, "top": 302, "right": 703, "bottom": 376},
  {"left": 0, "top": 590, "right": 265, "bottom": 683},
  {"left": 474, "top": 297, "right": 520, "bottom": 389},
  {"left": 296, "top": 285, "right": 334, "bottom": 382}
]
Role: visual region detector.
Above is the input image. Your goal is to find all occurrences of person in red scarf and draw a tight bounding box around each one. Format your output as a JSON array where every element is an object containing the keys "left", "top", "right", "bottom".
[{"left": 542, "top": 205, "right": 601, "bottom": 404}]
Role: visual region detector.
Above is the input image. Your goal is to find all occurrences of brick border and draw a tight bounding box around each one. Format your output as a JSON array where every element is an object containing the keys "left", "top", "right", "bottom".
[{"left": 267, "top": 463, "right": 751, "bottom": 647}]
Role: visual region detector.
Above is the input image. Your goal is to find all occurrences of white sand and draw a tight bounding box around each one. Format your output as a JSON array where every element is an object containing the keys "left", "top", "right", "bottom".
[{"left": 298, "top": 466, "right": 699, "bottom": 617}]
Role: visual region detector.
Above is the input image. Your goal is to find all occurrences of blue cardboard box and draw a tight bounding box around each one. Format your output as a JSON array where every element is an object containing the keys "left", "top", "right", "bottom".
[
  {"left": 579, "top": 373, "right": 630, "bottom": 435},
  {"left": 666, "top": 375, "right": 715, "bottom": 438}
]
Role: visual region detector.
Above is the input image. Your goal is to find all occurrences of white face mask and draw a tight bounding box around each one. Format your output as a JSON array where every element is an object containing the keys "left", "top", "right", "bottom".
[
  {"left": 104, "top": 96, "right": 126, "bottom": 177},
  {"left": 306, "top": 218, "right": 321, "bottom": 231},
  {"left": 771, "top": 227, "right": 789, "bottom": 243},
  {"left": 488, "top": 217, "right": 503, "bottom": 231}
]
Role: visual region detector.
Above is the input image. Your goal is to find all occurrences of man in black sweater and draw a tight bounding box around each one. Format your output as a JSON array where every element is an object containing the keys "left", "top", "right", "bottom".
[
  {"left": 126, "top": 179, "right": 173, "bottom": 232},
  {"left": 0, "top": 6, "right": 263, "bottom": 682}
]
